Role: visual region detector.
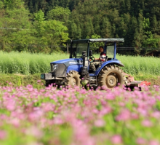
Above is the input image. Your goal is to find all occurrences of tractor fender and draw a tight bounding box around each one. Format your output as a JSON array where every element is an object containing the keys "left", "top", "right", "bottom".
[{"left": 94, "top": 60, "right": 124, "bottom": 76}]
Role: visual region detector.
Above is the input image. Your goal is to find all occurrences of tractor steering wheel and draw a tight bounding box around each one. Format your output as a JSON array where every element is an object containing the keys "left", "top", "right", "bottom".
[{"left": 89, "top": 55, "right": 95, "bottom": 63}]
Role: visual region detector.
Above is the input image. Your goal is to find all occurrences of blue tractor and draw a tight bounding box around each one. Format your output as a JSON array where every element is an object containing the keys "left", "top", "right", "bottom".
[{"left": 41, "top": 38, "right": 126, "bottom": 88}]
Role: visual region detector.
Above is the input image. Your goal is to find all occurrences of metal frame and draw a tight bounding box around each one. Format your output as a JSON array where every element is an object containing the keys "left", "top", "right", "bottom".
[
  {"left": 69, "top": 38, "right": 124, "bottom": 59},
  {"left": 70, "top": 38, "right": 124, "bottom": 43},
  {"left": 114, "top": 42, "right": 117, "bottom": 59}
]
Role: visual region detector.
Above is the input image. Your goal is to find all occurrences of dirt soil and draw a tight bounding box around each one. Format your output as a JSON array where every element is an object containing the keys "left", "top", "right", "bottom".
[{"left": 147, "top": 77, "right": 160, "bottom": 86}]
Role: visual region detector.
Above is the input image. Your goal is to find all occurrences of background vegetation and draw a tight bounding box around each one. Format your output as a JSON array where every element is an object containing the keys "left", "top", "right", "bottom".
[
  {"left": 0, "top": 51, "right": 160, "bottom": 78},
  {"left": 1, "top": 0, "right": 160, "bottom": 55}
]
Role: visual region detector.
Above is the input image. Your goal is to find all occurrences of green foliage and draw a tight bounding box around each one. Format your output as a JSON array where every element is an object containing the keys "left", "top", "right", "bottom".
[
  {"left": 89, "top": 34, "right": 104, "bottom": 50},
  {"left": 0, "top": 0, "right": 32, "bottom": 52},
  {"left": 1, "top": 0, "right": 160, "bottom": 55},
  {"left": 0, "top": 1, "right": 4, "bottom": 8},
  {"left": 0, "top": 2, "right": 69, "bottom": 53},
  {"left": 34, "top": 10, "right": 45, "bottom": 22},
  {"left": 0, "top": 51, "right": 68, "bottom": 74},
  {"left": 1, "top": 51, "right": 160, "bottom": 79},
  {"left": 32, "top": 10, "right": 69, "bottom": 53},
  {"left": 117, "top": 54, "right": 160, "bottom": 76},
  {"left": 0, "top": 74, "right": 45, "bottom": 88},
  {"left": 47, "top": 6, "right": 71, "bottom": 23}
]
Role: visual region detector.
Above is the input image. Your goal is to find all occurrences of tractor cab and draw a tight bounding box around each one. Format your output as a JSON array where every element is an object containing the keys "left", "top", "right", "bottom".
[
  {"left": 69, "top": 38, "right": 124, "bottom": 75},
  {"left": 69, "top": 38, "right": 123, "bottom": 59}
]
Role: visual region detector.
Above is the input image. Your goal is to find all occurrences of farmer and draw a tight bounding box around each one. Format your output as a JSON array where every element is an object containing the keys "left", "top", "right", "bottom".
[{"left": 90, "top": 46, "right": 107, "bottom": 72}]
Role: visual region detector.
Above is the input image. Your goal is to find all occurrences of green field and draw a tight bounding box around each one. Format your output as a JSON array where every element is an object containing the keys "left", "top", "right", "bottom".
[
  {"left": 0, "top": 51, "right": 68, "bottom": 75},
  {"left": 0, "top": 51, "right": 160, "bottom": 78}
]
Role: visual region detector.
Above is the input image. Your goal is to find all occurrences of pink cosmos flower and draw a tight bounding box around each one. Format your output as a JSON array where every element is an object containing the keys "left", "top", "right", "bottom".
[
  {"left": 152, "top": 111, "right": 160, "bottom": 119},
  {"left": 142, "top": 120, "right": 152, "bottom": 127},
  {"left": 136, "top": 138, "right": 146, "bottom": 145},
  {"left": 53, "top": 117, "right": 64, "bottom": 125},
  {"left": 10, "top": 118, "right": 20, "bottom": 127},
  {"left": 26, "top": 127, "right": 43, "bottom": 138},
  {"left": 149, "top": 140, "right": 159, "bottom": 145},
  {"left": 116, "top": 109, "right": 131, "bottom": 121},
  {"left": 111, "top": 135, "right": 122, "bottom": 144},
  {"left": 4, "top": 98, "right": 16, "bottom": 111},
  {"left": 0, "top": 131, "right": 6, "bottom": 140},
  {"left": 37, "top": 80, "right": 41, "bottom": 83},
  {"left": 94, "top": 119, "right": 105, "bottom": 127}
]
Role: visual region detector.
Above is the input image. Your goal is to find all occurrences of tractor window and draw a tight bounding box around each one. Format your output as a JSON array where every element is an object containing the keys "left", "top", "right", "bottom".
[
  {"left": 72, "top": 43, "right": 88, "bottom": 58},
  {"left": 107, "top": 46, "right": 114, "bottom": 58},
  {"left": 89, "top": 42, "right": 104, "bottom": 55}
]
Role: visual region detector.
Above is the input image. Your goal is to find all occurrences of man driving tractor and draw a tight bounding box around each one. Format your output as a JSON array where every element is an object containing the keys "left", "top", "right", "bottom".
[{"left": 90, "top": 46, "right": 107, "bottom": 72}]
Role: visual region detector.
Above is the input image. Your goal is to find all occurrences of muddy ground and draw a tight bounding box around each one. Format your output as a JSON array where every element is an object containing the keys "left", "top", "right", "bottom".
[{"left": 147, "top": 77, "right": 160, "bottom": 86}]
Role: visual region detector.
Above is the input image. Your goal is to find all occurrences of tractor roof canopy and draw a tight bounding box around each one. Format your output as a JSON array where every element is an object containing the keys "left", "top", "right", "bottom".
[{"left": 70, "top": 38, "right": 124, "bottom": 43}]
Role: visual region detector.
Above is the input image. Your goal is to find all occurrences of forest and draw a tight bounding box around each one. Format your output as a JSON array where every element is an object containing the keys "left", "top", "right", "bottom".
[{"left": 0, "top": 0, "right": 160, "bottom": 55}]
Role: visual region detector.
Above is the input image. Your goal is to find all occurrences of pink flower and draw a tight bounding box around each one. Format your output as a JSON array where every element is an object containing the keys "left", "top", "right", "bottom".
[
  {"left": 136, "top": 138, "right": 146, "bottom": 145},
  {"left": 4, "top": 99, "right": 16, "bottom": 111},
  {"left": 116, "top": 109, "right": 131, "bottom": 121},
  {"left": 149, "top": 140, "right": 159, "bottom": 145},
  {"left": 10, "top": 118, "right": 20, "bottom": 127},
  {"left": 53, "top": 117, "right": 64, "bottom": 125},
  {"left": 119, "top": 102, "right": 125, "bottom": 107},
  {"left": 99, "top": 107, "right": 112, "bottom": 115},
  {"left": 152, "top": 111, "right": 160, "bottom": 119},
  {"left": 26, "top": 127, "right": 43, "bottom": 138},
  {"left": 94, "top": 119, "right": 105, "bottom": 127},
  {"left": 0, "top": 131, "right": 6, "bottom": 140},
  {"left": 142, "top": 120, "right": 152, "bottom": 127},
  {"left": 111, "top": 135, "right": 122, "bottom": 144},
  {"left": 42, "top": 103, "right": 55, "bottom": 112}
]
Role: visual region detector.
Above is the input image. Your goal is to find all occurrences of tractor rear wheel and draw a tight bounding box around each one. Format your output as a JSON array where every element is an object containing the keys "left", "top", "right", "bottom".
[
  {"left": 64, "top": 71, "right": 81, "bottom": 87},
  {"left": 98, "top": 65, "right": 124, "bottom": 88}
]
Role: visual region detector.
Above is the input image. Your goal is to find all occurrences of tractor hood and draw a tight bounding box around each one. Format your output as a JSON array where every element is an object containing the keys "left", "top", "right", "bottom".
[{"left": 51, "top": 58, "right": 83, "bottom": 67}]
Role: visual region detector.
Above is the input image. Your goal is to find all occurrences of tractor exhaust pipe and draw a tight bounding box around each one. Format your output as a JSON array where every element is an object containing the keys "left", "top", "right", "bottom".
[
  {"left": 81, "top": 51, "right": 89, "bottom": 82},
  {"left": 82, "top": 51, "right": 86, "bottom": 67}
]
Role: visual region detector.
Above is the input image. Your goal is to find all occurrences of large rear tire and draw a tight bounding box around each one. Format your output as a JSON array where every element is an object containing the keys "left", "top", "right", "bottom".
[
  {"left": 64, "top": 71, "right": 81, "bottom": 87},
  {"left": 98, "top": 65, "right": 124, "bottom": 88}
]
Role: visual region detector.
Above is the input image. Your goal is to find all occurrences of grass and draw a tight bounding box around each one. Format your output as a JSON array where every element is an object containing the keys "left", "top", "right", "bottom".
[
  {"left": 0, "top": 51, "right": 160, "bottom": 78},
  {"left": 0, "top": 74, "right": 45, "bottom": 88},
  {"left": 0, "top": 51, "right": 68, "bottom": 75},
  {"left": 0, "top": 73, "right": 159, "bottom": 88},
  {"left": 117, "top": 55, "right": 160, "bottom": 76}
]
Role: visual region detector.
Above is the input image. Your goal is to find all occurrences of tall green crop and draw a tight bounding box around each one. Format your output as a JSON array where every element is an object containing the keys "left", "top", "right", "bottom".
[
  {"left": 0, "top": 51, "right": 160, "bottom": 76},
  {"left": 0, "top": 51, "right": 69, "bottom": 74},
  {"left": 117, "top": 55, "right": 160, "bottom": 76}
]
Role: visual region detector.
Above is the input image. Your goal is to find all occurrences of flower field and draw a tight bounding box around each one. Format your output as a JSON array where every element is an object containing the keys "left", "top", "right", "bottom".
[{"left": 0, "top": 84, "right": 160, "bottom": 145}]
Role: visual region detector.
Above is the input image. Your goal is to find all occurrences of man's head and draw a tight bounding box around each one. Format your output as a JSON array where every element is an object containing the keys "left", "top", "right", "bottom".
[{"left": 99, "top": 46, "right": 104, "bottom": 53}]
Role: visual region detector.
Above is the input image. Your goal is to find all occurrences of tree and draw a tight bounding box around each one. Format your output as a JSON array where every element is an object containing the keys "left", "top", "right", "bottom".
[
  {"left": 33, "top": 10, "right": 69, "bottom": 53},
  {"left": 0, "top": 0, "right": 32, "bottom": 52},
  {"left": 101, "top": 18, "right": 112, "bottom": 38},
  {"left": 47, "top": 6, "right": 71, "bottom": 25},
  {"left": 142, "top": 18, "right": 160, "bottom": 53}
]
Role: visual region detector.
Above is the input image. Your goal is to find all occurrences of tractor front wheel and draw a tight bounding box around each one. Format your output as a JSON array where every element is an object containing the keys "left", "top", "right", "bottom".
[
  {"left": 64, "top": 71, "right": 81, "bottom": 87},
  {"left": 98, "top": 65, "right": 124, "bottom": 88}
]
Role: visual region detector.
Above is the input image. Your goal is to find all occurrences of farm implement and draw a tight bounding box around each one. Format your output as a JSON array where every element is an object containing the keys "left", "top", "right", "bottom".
[{"left": 41, "top": 38, "right": 151, "bottom": 89}]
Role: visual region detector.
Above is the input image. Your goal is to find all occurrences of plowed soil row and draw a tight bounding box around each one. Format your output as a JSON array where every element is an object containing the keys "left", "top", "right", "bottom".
[{"left": 147, "top": 77, "right": 160, "bottom": 86}]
